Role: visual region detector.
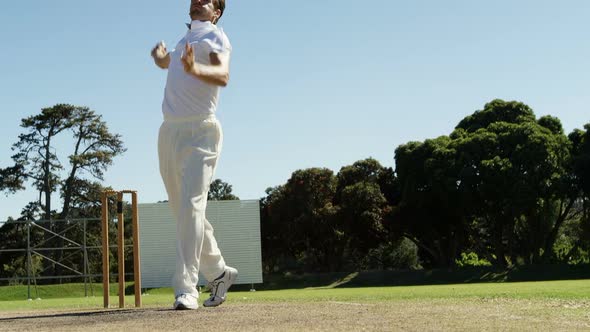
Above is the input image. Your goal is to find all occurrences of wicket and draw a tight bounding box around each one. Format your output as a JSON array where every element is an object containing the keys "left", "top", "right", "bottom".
[{"left": 101, "top": 190, "right": 142, "bottom": 308}]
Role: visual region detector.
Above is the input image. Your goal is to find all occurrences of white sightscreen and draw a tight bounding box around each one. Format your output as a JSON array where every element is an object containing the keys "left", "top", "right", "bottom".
[{"left": 138, "top": 200, "right": 263, "bottom": 288}]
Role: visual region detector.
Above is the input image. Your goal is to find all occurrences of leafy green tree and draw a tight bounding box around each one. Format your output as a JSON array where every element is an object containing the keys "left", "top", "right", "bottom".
[
  {"left": 208, "top": 179, "right": 239, "bottom": 200},
  {"left": 335, "top": 158, "right": 397, "bottom": 266},
  {"left": 260, "top": 168, "right": 338, "bottom": 272},
  {"left": 259, "top": 185, "right": 287, "bottom": 272},
  {"left": 359, "top": 238, "right": 419, "bottom": 270},
  {"left": 571, "top": 124, "right": 590, "bottom": 199},
  {"left": 453, "top": 100, "right": 573, "bottom": 266},
  {"left": 1, "top": 104, "right": 125, "bottom": 220},
  {"left": 335, "top": 158, "right": 387, "bottom": 199},
  {"left": 3, "top": 105, "right": 75, "bottom": 220},
  {"left": 0, "top": 204, "right": 44, "bottom": 284},
  {"left": 57, "top": 107, "right": 125, "bottom": 219},
  {"left": 0, "top": 104, "right": 125, "bottom": 276},
  {"left": 455, "top": 99, "right": 536, "bottom": 132},
  {"left": 394, "top": 99, "right": 577, "bottom": 267},
  {"left": 261, "top": 159, "right": 405, "bottom": 273},
  {"left": 395, "top": 136, "right": 470, "bottom": 267},
  {"left": 566, "top": 124, "right": 590, "bottom": 262},
  {"left": 0, "top": 165, "right": 25, "bottom": 194},
  {"left": 338, "top": 182, "right": 387, "bottom": 252}
]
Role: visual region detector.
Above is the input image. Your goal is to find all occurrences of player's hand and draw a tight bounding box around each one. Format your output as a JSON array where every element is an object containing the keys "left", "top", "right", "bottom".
[
  {"left": 151, "top": 41, "right": 168, "bottom": 61},
  {"left": 181, "top": 42, "right": 197, "bottom": 74}
]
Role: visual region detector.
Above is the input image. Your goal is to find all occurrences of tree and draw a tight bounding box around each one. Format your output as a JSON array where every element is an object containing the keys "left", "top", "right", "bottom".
[
  {"left": 394, "top": 136, "right": 470, "bottom": 267},
  {"left": 259, "top": 185, "right": 287, "bottom": 272},
  {"left": 1, "top": 104, "right": 125, "bottom": 219},
  {"left": 0, "top": 104, "right": 125, "bottom": 276},
  {"left": 335, "top": 158, "right": 396, "bottom": 265},
  {"left": 208, "top": 179, "right": 239, "bottom": 200},
  {"left": 571, "top": 124, "right": 590, "bottom": 199},
  {"left": 394, "top": 99, "right": 576, "bottom": 267},
  {"left": 0, "top": 165, "right": 26, "bottom": 194},
  {"left": 260, "top": 160, "right": 405, "bottom": 273},
  {"left": 452, "top": 100, "right": 573, "bottom": 266},
  {"left": 57, "top": 107, "right": 125, "bottom": 220},
  {"left": 566, "top": 124, "right": 590, "bottom": 262},
  {"left": 260, "top": 168, "right": 339, "bottom": 272},
  {"left": 5, "top": 105, "right": 76, "bottom": 220},
  {"left": 0, "top": 204, "right": 44, "bottom": 284}
]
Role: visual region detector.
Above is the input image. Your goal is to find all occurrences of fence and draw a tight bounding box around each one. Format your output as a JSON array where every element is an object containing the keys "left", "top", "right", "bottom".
[
  {"left": 0, "top": 218, "right": 133, "bottom": 300},
  {"left": 1, "top": 200, "right": 264, "bottom": 300}
]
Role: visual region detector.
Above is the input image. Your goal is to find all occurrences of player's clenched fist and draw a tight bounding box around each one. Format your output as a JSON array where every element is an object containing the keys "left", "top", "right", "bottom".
[{"left": 151, "top": 41, "right": 170, "bottom": 69}]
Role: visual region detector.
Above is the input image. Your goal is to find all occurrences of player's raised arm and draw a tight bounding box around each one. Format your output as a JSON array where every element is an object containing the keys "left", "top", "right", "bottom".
[{"left": 181, "top": 42, "right": 230, "bottom": 87}]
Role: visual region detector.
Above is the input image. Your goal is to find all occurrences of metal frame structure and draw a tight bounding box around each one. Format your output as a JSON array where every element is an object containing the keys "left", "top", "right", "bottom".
[
  {"left": 1, "top": 191, "right": 142, "bottom": 307},
  {"left": 0, "top": 218, "right": 133, "bottom": 299}
]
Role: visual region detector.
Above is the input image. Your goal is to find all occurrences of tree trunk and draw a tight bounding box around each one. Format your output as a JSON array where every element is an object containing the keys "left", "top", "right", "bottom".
[
  {"left": 55, "top": 135, "right": 82, "bottom": 278},
  {"left": 405, "top": 234, "right": 442, "bottom": 267},
  {"left": 541, "top": 199, "right": 574, "bottom": 263},
  {"left": 529, "top": 211, "right": 540, "bottom": 264},
  {"left": 448, "top": 226, "right": 460, "bottom": 268},
  {"left": 44, "top": 137, "right": 52, "bottom": 221},
  {"left": 59, "top": 132, "right": 82, "bottom": 220},
  {"left": 42, "top": 136, "right": 54, "bottom": 277},
  {"left": 58, "top": 166, "right": 78, "bottom": 220},
  {"left": 493, "top": 223, "right": 507, "bottom": 267}
]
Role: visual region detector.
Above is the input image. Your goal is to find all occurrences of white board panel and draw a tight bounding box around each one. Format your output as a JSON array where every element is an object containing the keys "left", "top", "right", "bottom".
[{"left": 138, "top": 200, "right": 263, "bottom": 288}]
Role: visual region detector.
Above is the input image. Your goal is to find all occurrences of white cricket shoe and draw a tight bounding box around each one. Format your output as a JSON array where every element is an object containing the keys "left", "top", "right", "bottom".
[
  {"left": 203, "top": 266, "right": 238, "bottom": 307},
  {"left": 173, "top": 293, "right": 198, "bottom": 310}
]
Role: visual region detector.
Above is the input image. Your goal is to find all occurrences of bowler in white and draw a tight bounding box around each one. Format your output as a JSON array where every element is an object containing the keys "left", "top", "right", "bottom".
[{"left": 150, "top": 0, "right": 238, "bottom": 310}]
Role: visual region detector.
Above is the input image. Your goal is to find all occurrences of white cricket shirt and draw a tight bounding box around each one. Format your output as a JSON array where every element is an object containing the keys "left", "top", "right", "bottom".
[{"left": 162, "top": 20, "right": 231, "bottom": 119}]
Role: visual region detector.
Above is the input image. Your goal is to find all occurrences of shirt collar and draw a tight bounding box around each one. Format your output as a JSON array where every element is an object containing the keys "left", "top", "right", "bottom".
[{"left": 186, "top": 20, "right": 214, "bottom": 31}]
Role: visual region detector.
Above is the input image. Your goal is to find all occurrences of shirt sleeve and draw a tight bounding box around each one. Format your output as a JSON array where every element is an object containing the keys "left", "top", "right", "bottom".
[{"left": 201, "top": 29, "right": 232, "bottom": 54}]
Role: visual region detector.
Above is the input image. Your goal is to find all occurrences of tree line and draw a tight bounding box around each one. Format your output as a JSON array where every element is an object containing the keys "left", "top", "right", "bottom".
[
  {"left": 1, "top": 100, "right": 589, "bottom": 283},
  {"left": 259, "top": 99, "right": 590, "bottom": 272}
]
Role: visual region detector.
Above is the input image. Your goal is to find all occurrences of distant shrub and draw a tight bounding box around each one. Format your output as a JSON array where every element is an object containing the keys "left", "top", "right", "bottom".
[
  {"left": 360, "top": 238, "right": 420, "bottom": 270},
  {"left": 455, "top": 252, "right": 492, "bottom": 267}
]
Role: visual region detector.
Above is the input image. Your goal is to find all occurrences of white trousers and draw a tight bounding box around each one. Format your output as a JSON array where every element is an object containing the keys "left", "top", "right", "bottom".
[{"left": 158, "top": 114, "right": 226, "bottom": 297}]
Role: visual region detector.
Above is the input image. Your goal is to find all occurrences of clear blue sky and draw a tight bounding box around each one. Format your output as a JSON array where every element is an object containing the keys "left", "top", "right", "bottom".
[{"left": 1, "top": 1, "right": 589, "bottom": 220}]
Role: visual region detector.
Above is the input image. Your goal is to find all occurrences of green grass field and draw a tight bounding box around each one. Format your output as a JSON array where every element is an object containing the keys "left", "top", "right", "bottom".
[
  {"left": 1, "top": 279, "right": 589, "bottom": 311},
  {"left": 1, "top": 279, "right": 589, "bottom": 331}
]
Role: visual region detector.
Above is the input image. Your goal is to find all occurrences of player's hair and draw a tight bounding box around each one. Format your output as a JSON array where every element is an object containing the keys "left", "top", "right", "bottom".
[{"left": 214, "top": 0, "right": 225, "bottom": 23}]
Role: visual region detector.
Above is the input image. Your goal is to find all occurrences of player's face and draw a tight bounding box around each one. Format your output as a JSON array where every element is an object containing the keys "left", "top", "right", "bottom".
[{"left": 189, "top": 0, "right": 220, "bottom": 23}]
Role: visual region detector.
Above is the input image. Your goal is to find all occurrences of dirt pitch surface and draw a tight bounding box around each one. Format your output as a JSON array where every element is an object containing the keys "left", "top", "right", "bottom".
[{"left": 1, "top": 299, "right": 590, "bottom": 331}]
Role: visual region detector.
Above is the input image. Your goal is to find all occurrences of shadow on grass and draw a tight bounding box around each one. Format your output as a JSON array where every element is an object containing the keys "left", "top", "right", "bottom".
[
  {"left": 3, "top": 265, "right": 589, "bottom": 300},
  {"left": 0, "top": 308, "right": 173, "bottom": 322},
  {"left": 232, "top": 264, "right": 590, "bottom": 291}
]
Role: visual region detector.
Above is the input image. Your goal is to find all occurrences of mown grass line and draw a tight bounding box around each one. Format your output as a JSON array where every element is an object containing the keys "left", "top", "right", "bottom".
[{"left": 1, "top": 279, "right": 588, "bottom": 311}]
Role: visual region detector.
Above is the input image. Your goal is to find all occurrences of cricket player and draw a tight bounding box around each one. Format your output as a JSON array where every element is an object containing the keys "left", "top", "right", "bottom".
[{"left": 150, "top": 0, "right": 237, "bottom": 310}]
